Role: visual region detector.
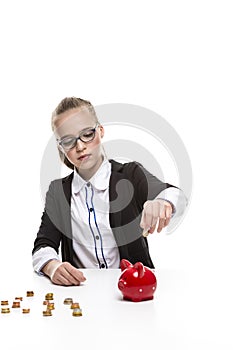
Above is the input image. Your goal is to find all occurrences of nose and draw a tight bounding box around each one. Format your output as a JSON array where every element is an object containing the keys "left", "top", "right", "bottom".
[
  {"left": 75, "top": 138, "right": 86, "bottom": 151},
  {"left": 118, "top": 280, "right": 125, "bottom": 291}
]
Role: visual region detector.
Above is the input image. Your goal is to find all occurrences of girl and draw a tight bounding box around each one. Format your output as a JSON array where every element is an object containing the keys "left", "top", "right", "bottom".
[{"left": 32, "top": 97, "right": 186, "bottom": 286}]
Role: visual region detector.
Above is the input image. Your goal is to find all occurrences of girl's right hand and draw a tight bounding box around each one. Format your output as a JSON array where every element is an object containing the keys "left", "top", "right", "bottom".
[{"left": 42, "top": 260, "right": 86, "bottom": 286}]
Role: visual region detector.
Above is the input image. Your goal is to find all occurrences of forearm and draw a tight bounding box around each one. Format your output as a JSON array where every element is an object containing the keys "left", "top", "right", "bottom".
[{"left": 32, "top": 246, "right": 60, "bottom": 275}]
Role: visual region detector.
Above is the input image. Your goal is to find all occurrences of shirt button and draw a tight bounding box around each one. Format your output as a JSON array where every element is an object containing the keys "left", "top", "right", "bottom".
[
  {"left": 89, "top": 208, "right": 93, "bottom": 212},
  {"left": 100, "top": 263, "right": 105, "bottom": 268},
  {"left": 87, "top": 182, "right": 91, "bottom": 187},
  {"left": 95, "top": 235, "right": 99, "bottom": 240}
]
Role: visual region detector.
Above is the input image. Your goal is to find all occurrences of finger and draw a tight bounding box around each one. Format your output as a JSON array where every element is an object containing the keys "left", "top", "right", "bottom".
[
  {"left": 157, "top": 205, "right": 166, "bottom": 232},
  {"left": 52, "top": 273, "right": 74, "bottom": 286},
  {"left": 157, "top": 217, "right": 166, "bottom": 233},
  {"left": 140, "top": 209, "right": 149, "bottom": 230},
  {"left": 148, "top": 218, "right": 159, "bottom": 233},
  {"left": 64, "top": 264, "right": 86, "bottom": 283},
  {"left": 150, "top": 213, "right": 159, "bottom": 232},
  {"left": 141, "top": 202, "right": 160, "bottom": 233},
  {"left": 144, "top": 204, "right": 158, "bottom": 230},
  {"left": 61, "top": 266, "right": 83, "bottom": 285},
  {"left": 164, "top": 205, "right": 172, "bottom": 227},
  {"left": 54, "top": 264, "right": 80, "bottom": 286}
]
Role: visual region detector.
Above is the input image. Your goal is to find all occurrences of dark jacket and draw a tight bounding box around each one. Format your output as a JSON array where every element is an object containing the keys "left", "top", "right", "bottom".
[{"left": 32, "top": 160, "right": 174, "bottom": 268}]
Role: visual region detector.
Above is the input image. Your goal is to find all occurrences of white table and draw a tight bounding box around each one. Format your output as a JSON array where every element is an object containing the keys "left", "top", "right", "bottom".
[{"left": 0, "top": 268, "right": 232, "bottom": 350}]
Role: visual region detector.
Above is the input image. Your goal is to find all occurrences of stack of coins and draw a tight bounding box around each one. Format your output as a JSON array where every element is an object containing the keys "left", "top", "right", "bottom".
[
  {"left": 26, "top": 291, "right": 34, "bottom": 297},
  {"left": 43, "top": 309, "right": 52, "bottom": 317},
  {"left": 47, "top": 303, "right": 55, "bottom": 310},
  {"left": 63, "top": 298, "right": 82, "bottom": 317},
  {"left": 1, "top": 307, "right": 10, "bottom": 314},
  {"left": 22, "top": 309, "right": 30, "bottom": 314},
  {"left": 43, "top": 293, "right": 55, "bottom": 316},
  {"left": 12, "top": 301, "right": 21, "bottom": 308},
  {"left": 70, "top": 302, "right": 80, "bottom": 309},
  {"left": 1, "top": 299, "right": 10, "bottom": 314},
  {"left": 45, "top": 293, "right": 53, "bottom": 301},
  {"left": 63, "top": 298, "right": 73, "bottom": 305},
  {"left": 72, "top": 308, "right": 82, "bottom": 317}
]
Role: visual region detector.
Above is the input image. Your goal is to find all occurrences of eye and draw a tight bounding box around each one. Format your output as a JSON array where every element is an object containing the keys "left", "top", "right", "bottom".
[
  {"left": 83, "top": 130, "right": 94, "bottom": 137},
  {"left": 81, "top": 129, "right": 95, "bottom": 141},
  {"left": 61, "top": 137, "right": 75, "bottom": 148}
]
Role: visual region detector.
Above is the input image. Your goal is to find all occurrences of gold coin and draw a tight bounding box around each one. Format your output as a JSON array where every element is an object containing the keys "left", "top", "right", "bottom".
[
  {"left": 72, "top": 308, "right": 82, "bottom": 317},
  {"left": 1, "top": 308, "right": 10, "bottom": 314},
  {"left": 15, "top": 297, "right": 23, "bottom": 301},
  {"left": 47, "top": 303, "right": 55, "bottom": 310},
  {"left": 12, "top": 301, "right": 20, "bottom": 308},
  {"left": 45, "top": 293, "right": 53, "bottom": 300},
  {"left": 70, "top": 302, "right": 80, "bottom": 309},
  {"left": 63, "top": 298, "right": 73, "bottom": 305},
  {"left": 43, "top": 310, "right": 52, "bottom": 316},
  {"left": 22, "top": 309, "right": 30, "bottom": 314}
]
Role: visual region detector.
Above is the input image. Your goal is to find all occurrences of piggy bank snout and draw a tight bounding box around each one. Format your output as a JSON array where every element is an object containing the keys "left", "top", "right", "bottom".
[{"left": 118, "top": 280, "right": 125, "bottom": 291}]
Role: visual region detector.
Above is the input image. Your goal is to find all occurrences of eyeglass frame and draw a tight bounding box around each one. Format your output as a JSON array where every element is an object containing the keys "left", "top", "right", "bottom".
[{"left": 57, "top": 123, "right": 100, "bottom": 151}]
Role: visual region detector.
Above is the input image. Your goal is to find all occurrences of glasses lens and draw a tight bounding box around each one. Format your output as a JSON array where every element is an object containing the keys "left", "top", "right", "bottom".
[
  {"left": 59, "top": 127, "right": 97, "bottom": 150},
  {"left": 60, "top": 136, "right": 76, "bottom": 150},
  {"left": 80, "top": 128, "right": 96, "bottom": 142}
]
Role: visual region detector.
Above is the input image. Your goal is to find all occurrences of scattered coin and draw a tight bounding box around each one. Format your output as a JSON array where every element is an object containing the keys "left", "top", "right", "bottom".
[
  {"left": 12, "top": 301, "right": 20, "bottom": 308},
  {"left": 22, "top": 309, "right": 30, "bottom": 314},
  {"left": 63, "top": 298, "right": 73, "bottom": 305},
  {"left": 70, "top": 302, "right": 80, "bottom": 309},
  {"left": 45, "top": 293, "right": 53, "bottom": 301},
  {"left": 43, "top": 310, "right": 52, "bottom": 316},
  {"left": 72, "top": 308, "right": 82, "bottom": 317},
  {"left": 1, "top": 308, "right": 10, "bottom": 314}
]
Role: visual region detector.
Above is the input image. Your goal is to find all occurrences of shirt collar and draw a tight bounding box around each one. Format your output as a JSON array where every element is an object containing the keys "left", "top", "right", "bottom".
[{"left": 72, "top": 158, "right": 111, "bottom": 194}]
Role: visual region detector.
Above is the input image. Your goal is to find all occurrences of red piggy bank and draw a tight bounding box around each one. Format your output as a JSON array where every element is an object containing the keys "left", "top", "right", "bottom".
[{"left": 118, "top": 259, "right": 157, "bottom": 302}]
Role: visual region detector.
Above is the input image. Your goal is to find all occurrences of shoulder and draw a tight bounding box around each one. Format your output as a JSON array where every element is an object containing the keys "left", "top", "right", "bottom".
[
  {"left": 109, "top": 159, "right": 144, "bottom": 176},
  {"left": 48, "top": 172, "right": 74, "bottom": 192}
]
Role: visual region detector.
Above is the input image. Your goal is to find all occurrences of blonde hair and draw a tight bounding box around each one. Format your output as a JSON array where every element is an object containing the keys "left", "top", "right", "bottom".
[{"left": 52, "top": 97, "right": 99, "bottom": 170}]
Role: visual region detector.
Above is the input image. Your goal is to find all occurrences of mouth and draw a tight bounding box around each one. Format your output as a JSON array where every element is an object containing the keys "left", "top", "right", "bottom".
[{"left": 78, "top": 154, "right": 91, "bottom": 161}]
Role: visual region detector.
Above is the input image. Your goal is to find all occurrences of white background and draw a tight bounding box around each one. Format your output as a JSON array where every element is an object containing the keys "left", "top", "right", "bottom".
[{"left": 0, "top": 1, "right": 232, "bottom": 348}]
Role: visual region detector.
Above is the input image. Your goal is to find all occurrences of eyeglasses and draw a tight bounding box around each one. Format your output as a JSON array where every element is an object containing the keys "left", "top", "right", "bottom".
[{"left": 57, "top": 123, "right": 99, "bottom": 151}]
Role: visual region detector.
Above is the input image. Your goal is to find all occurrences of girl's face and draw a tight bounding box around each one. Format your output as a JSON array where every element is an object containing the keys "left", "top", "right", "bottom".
[{"left": 54, "top": 107, "right": 104, "bottom": 180}]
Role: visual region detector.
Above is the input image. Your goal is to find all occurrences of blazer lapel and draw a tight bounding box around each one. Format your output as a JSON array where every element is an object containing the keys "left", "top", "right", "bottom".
[{"left": 62, "top": 172, "right": 74, "bottom": 204}]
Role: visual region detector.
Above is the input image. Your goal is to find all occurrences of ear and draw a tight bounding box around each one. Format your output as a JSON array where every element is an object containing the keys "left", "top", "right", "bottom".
[
  {"left": 133, "top": 262, "right": 145, "bottom": 278},
  {"left": 120, "top": 259, "right": 132, "bottom": 271},
  {"left": 99, "top": 125, "right": 104, "bottom": 138}
]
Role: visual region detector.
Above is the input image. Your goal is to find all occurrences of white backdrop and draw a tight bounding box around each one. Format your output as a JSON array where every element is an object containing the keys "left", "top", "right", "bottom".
[{"left": 0, "top": 1, "right": 232, "bottom": 348}]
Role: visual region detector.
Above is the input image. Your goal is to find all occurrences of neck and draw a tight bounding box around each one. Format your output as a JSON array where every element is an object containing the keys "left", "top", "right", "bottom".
[{"left": 77, "top": 155, "right": 105, "bottom": 181}]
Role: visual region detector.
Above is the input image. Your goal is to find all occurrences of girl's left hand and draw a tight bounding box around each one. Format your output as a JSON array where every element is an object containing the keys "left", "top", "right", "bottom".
[{"left": 140, "top": 199, "right": 173, "bottom": 234}]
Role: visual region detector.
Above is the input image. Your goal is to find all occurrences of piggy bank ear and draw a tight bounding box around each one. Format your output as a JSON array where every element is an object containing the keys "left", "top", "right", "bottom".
[
  {"left": 133, "top": 262, "right": 145, "bottom": 278},
  {"left": 120, "top": 259, "right": 132, "bottom": 271}
]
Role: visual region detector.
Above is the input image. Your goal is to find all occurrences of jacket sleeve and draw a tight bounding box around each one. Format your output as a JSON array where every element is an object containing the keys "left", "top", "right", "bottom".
[
  {"left": 126, "top": 161, "right": 176, "bottom": 208},
  {"left": 32, "top": 181, "right": 62, "bottom": 255}
]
